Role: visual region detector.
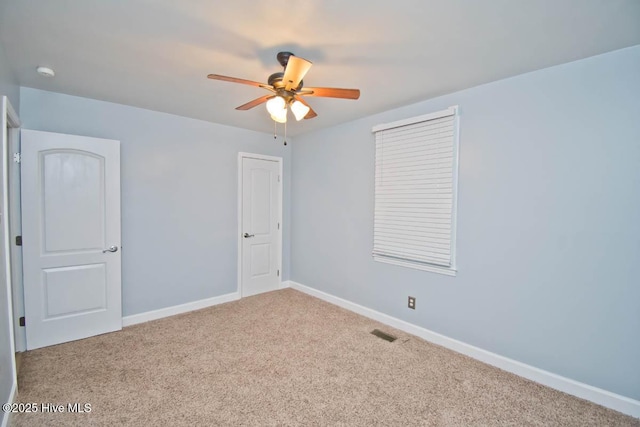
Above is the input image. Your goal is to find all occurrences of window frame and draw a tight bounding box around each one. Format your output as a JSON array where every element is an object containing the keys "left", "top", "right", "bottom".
[{"left": 371, "top": 106, "right": 460, "bottom": 276}]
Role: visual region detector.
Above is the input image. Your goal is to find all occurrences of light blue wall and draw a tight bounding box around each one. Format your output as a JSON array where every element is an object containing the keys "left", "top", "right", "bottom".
[
  {"left": 0, "top": 38, "right": 19, "bottom": 411},
  {"left": 19, "top": 88, "right": 291, "bottom": 317},
  {"left": 291, "top": 45, "right": 640, "bottom": 400}
]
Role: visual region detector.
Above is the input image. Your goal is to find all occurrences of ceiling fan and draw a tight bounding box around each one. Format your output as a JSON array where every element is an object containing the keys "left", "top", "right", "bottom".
[{"left": 207, "top": 51, "right": 360, "bottom": 123}]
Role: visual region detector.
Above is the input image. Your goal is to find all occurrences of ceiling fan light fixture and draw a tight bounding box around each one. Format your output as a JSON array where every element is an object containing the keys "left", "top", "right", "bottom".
[{"left": 291, "top": 100, "right": 310, "bottom": 121}]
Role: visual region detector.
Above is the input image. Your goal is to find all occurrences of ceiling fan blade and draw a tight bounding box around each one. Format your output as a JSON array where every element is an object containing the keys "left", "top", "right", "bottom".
[
  {"left": 235, "top": 95, "right": 274, "bottom": 110},
  {"left": 283, "top": 56, "right": 313, "bottom": 91},
  {"left": 208, "top": 74, "right": 267, "bottom": 88},
  {"left": 293, "top": 96, "right": 318, "bottom": 119},
  {"left": 299, "top": 87, "right": 360, "bottom": 100}
]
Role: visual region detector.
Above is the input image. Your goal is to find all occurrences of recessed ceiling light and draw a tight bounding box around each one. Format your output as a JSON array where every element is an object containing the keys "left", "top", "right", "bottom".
[{"left": 36, "top": 66, "right": 55, "bottom": 77}]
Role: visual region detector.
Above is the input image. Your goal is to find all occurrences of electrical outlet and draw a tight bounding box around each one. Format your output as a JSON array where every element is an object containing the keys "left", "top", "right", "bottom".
[{"left": 408, "top": 296, "right": 416, "bottom": 310}]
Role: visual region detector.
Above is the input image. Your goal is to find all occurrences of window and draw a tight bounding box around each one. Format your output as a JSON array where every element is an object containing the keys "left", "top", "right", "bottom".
[{"left": 372, "top": 106, "right": 459, "bottom": 276}]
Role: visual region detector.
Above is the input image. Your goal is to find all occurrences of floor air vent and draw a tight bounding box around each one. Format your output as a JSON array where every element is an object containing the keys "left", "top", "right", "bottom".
[{"left": 371, "top": 329, "right": 397, "bottom": 342}]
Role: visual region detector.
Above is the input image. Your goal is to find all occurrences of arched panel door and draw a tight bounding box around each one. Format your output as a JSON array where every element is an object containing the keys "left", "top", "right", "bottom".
[{"left": 21, "top": 130, "right": 121, "bottom": 349}]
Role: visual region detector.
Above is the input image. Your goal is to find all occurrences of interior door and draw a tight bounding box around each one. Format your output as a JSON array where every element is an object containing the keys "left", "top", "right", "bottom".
[
  {"left": 241, "top": 155, "right": 281, "bottom": 297},
  {"left": 21, "top": 130, "right": 121, "bottom": 350}
]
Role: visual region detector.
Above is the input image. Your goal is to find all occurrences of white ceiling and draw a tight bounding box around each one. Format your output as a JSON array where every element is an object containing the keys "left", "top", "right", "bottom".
[{"left": 1, "top": 0, "right": 639, "bottom": 136}]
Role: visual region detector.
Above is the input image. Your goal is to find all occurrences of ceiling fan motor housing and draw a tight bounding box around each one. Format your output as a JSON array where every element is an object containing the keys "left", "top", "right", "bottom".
[
  {"left": 268, "top": 72, "right": 303, "bottom": 94},
  {"left": 276, "top": 51, "right": 294, "bottom": 67}
]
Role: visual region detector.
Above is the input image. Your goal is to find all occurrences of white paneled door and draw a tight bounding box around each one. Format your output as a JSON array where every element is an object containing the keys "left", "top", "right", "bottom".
[
  {"left": 240, "top": 154, "right": 281, "bottom": 297},
  {"left": 21, "top": 130, "right": 121, "bottom": 350}
]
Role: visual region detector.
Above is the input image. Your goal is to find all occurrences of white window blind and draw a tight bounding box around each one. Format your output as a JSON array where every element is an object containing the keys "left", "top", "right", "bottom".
[{"left": 372, "top": 106, "right": 459, "bottom": 275}]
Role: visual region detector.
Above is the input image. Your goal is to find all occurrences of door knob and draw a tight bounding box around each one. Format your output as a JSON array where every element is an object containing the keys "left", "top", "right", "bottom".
[
  {"left": 102, "top": 245, "right": 118, "bottom": 253},
  {"left": 243, "top": 233, "right": 255, "bottom": 238}
]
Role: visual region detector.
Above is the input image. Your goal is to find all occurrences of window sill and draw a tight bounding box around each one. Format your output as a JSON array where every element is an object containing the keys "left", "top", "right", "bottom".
[{"left": 373, "top": 255, "right": 457, "bottom": 277}]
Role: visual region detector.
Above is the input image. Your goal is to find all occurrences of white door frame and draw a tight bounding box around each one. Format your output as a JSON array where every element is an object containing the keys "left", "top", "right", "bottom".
[
  {"left": 237, "top": 152, "right": 283, "bottom": 297},
  {"left": 6, "top": 102, "right": 24, "bottom": 354},
  {"left": 1, "top": 95, "right": 20, "bottom": 416}
]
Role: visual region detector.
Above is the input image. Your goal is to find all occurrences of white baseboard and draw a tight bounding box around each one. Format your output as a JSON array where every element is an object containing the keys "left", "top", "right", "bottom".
[
  {"left": 1, "top": 380, "right": 17, "bottom": 427},
  {"left": 122, "top": 291, "right": 240, "bottom": 327},
  {"left": 287, "top": 280, "right": 640, "bottom": 419},
  {"left": 122, "top": 281, "right": 293, "bottom": 327},
  {"left": 280, "top": 280, "right": 292, "bottom": 289}
]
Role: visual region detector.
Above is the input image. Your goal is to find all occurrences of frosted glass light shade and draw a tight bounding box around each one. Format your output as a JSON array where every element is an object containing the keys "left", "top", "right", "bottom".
[
  {"left": 266, "top": 96, "right": 287, "bottom": 123},
  {"left": 291, "top": 100, "right": 310, "bottom": 121},
  {"left": 266, "top": 96, "right": 286, "bottom": 116},
  {"left": 270, "top": 110, "right": 287, "bottom": 123}
]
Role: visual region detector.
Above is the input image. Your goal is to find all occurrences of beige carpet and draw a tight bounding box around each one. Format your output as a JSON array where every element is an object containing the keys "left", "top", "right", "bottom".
[{"left": 11, "top": 288, "right": 639, "bottom": 426}]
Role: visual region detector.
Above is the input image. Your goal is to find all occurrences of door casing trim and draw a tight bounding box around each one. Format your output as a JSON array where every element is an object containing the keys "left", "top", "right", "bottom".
[
  {"left": 1, "top": 96, "right": 20, "bottom": 427},
  {"left": 237, "top": 152, "right": 283, "bottom": 298}
]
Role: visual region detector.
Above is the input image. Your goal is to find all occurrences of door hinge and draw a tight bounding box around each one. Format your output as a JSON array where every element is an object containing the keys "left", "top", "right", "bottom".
[
  {"left": 19, "top": 316, "right": 25, "bottom": 327},
  {"left": 277, "top": 222, "right": 280, "bottom": 230},
  {"left": 13, "top": 153, "right": 21, "bottom": 163},
  {"left": 277, "top": 270, "right": 280, "bottom": 277},
  {"left": 15, "top": 235, "right": 22, "bottom": 246},
  {"left": 278, "top": 175, "right": 280, "bottom": 183}
]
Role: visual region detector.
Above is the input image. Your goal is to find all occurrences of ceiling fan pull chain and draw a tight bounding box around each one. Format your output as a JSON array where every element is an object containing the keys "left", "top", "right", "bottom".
[
  {"left": 274, "top": 120, "right": 277, "bottom": 139},
  {"left": 284, "top": 120, "right": 287, "bottom": 146}
]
